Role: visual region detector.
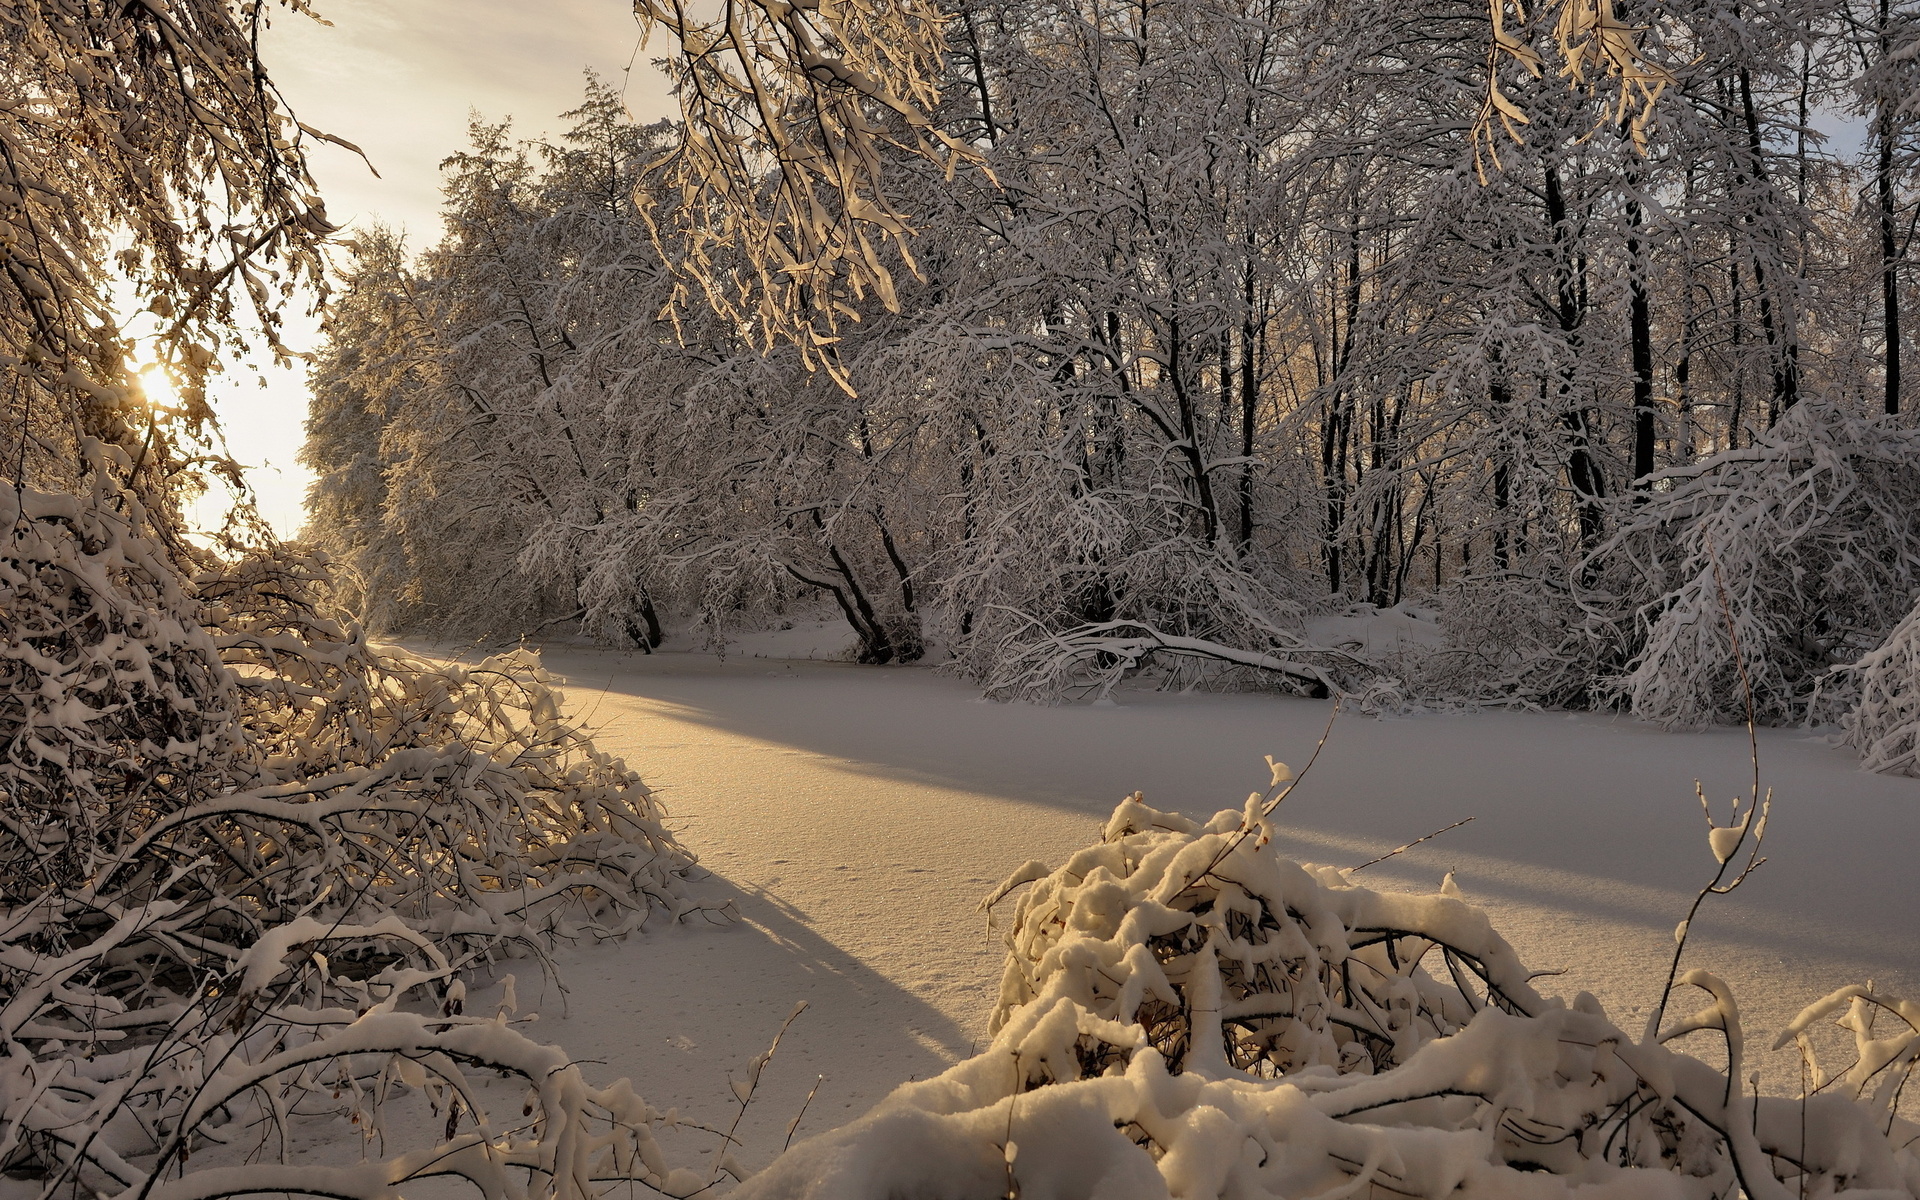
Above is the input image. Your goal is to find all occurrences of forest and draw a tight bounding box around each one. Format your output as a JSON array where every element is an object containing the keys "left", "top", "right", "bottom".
[
  {"left": 3, "top": 0, "right": 1920, "bottom": 1196},
  {"left": 301, "top": 0, "right": 1920, "bottom": 748}
]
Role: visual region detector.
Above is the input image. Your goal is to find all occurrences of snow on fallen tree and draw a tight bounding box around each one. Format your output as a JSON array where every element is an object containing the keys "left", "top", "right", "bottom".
[
  {"left": 1, "top": 471, "right": 720, "bottom": 1198},
  {"left": 983, "top": 616, "right": 1348, "bottom": 703},
  {"left": 739, "top": 790, "right": 1920, "bottom": 1199}
]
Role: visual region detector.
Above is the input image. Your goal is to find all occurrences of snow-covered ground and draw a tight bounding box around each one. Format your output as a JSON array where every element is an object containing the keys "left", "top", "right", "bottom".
[{"left": 440, "top": 645, "right": 1920, "bottom": 1176}]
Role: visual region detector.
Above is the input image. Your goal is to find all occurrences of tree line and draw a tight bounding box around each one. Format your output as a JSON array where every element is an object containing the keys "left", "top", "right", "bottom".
[{"left": 305, "top": 0, "right": 1920, "bottom": 732}]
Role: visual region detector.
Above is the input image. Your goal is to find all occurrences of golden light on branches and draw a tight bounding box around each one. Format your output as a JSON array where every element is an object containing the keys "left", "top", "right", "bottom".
[
  {"left": 632, "top": 0, "right": 980, "bottom": 387},
  {"left": 1473, "top": 0, "right": 1675, "bottom": 179},
  {"left": 633, "top": 0, "right": 1680, "bottom": 368},
  {"left": 1, "top": 0, "right": 338, "bottom": 500}
]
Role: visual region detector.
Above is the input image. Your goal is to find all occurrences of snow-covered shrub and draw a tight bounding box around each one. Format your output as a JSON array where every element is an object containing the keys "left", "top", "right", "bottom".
[
  {"left": 1593, "top": 403, "right": 1920, "bottom": 727},
  {"left": 741, "top": 793, "right": 1920, "bottom": 1199},
  {"left": 1, "top": 478, "right": 712, "bottom": 1198},
  {"left": 1413, "top": 575, "right": 1615, "bottom": 708},
  {"left": 1, "top": 469, "right": 246, "bottom": 895},
  {"left": 981, "top": 793, "right": 1542, "bottom": 1076},
  {"left": 1837, "top": 594, "right": 1920, "bottom": 777}
]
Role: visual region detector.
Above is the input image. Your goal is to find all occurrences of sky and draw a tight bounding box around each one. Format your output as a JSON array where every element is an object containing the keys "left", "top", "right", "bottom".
[{"left": 196, "top": 0, "right": 676, "bottom": 539}]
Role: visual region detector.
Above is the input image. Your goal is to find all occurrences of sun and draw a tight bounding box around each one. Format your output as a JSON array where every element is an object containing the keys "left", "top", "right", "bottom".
[{"left": 136, "top": 364, "right": 178, "bottom": 411}]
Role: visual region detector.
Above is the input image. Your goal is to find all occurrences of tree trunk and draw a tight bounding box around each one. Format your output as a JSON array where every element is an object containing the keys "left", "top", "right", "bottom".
[
  {"left": 1628, "top": 190, "right": 1655, "bottom": 482},
  {"left": 1544, "top": 161, "right": 1606, "bottom": 545},
  {"left": 1238, "top": 274, "right": 1258, "bottom": 553},
  {"left": 1738, "top": 68, "right": 1799, "bottom": 420},
  {"left": 1878, "top": 0, "right": 1902, "bottom": 416}
]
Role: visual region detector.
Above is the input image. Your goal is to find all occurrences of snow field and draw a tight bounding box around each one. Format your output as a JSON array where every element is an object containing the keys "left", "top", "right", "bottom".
[{"left": 497, "top": 647, "right": 1920, "bottom": 1179}]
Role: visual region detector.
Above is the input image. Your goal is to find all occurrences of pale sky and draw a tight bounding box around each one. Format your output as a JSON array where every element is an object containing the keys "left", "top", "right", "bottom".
[{"left": 197, "top": 0, "right": 675, "bottom": 540}]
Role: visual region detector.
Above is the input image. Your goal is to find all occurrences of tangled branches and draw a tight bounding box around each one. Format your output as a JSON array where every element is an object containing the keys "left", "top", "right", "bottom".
[
  {"left": 1, "top": 0, "right": 336, "bottom": 497},
  {"left": 980, "top": 794, "right": 1541, "bottom": 1081},
  {"left": 1836, "top": 595, "right": 1920, "bottom": 777},
  {"left": 743, "top": 792, "right": 1920, "bottom": 1199},
  {"left": 1, "top": 476, "right": 712, "bottom": 1197},
  {"left": 1592, "top": 403, "right": 1920, "bottom": 727}
]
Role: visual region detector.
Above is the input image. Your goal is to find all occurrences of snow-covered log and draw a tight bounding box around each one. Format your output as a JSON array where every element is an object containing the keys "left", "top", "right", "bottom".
[{"left": 984, "top": 618, "right": 1344, "bottom": 703}]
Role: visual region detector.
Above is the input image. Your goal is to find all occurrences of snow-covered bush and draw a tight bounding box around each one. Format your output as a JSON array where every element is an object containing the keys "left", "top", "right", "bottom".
[
  {"left": 1837, "top": 594, "right": 1920, "bottom": 777},
  {"left": 1593, "top": 403, "right": 1920, "bottom": 727},
  {"left": 1414, "top": 575, "right": 1615, "bottom": 709},
  {"left": 741, "top": 792, "right": 1920, "bottom": 1199},
  {"left": 1, "top": 476, "right": 713, "bottom": 1198}
]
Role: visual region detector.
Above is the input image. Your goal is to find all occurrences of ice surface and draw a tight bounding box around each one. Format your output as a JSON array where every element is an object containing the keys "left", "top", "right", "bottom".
[{"left": 465, "top": 644, "right": 1920, "bottom": 1180}]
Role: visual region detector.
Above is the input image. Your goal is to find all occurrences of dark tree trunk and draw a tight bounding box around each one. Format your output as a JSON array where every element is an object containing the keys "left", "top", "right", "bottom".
[
  {"left": 1628, "top": 191, "right": 1656, "bottom": 482},
  {"left": 624, "top": 590, "right": 663, "bottom": 652},
  {"left": 1491, "top": 365, "right": 1513, "bottom": 572},
  {"left": 1238, "top": 275, "right": 1258, "bottom": 553},
  {"left": 1322, "top": 217, "right": 1362, "bottom": 593},
  {"left": 1878, "top": 0, "right": 1903, "bottom": 416},
  {"left": 1167, "top": 317, "right": 1221, "bottom": 545},
  {"left": 1738, "top": 68, "right": 1799, "bottom": 419},
  {"left": 1544, "top": 161, "right": 1606, "bottom": 545}
]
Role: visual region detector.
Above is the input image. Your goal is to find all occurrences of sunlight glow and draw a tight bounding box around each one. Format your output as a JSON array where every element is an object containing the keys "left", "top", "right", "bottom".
[{"left": 137, "top": 364, "right": 177, "bottom": 412}]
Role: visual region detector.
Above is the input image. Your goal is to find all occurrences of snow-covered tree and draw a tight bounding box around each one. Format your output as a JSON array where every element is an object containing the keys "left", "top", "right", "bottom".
[
  {"left": 305, "top": 0, "right": 1920, "bottom": 765},
  {"left": 1, "top": 0, "right": 333, "bottom": 508}
]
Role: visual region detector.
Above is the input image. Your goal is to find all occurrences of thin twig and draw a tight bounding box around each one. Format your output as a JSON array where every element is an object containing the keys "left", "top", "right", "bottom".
[
  {"left": 1181, "top": 699, "right": 1342, "bottom": 897},
  {"left": 710, "top": 1001, "right": 808, "bottom": 1184},
  {"left": 783, "top": 1075, "right": 823, "bottom": 1153},
  {"left": 1350, "top": 817, "right": 1476, "bottom": 871},
  {"left": 1647, "top": 538, "right": 1769, "bottom": 1044}
]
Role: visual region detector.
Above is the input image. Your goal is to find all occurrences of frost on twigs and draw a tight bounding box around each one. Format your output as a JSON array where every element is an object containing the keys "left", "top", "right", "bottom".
[
  {"left": 743, "top": 792, "right": 1920, "bottom": 1199},
  {"left": 1, "top": 480, "right": 714, "bottom": 1197}
]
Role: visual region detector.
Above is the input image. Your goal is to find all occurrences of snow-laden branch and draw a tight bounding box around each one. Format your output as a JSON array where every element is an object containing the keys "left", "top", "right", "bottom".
[{"left": 985, "top": 615, "right": 1348, "bottom": 702}]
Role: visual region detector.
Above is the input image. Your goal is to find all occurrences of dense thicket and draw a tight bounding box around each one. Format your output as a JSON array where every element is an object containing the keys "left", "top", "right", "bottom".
[
  {"left": 2, "top": 6, "right": 716, "bottom": 1197},
  {"left": 305, "top": 1, "right": 1920, "bottom": 758}
]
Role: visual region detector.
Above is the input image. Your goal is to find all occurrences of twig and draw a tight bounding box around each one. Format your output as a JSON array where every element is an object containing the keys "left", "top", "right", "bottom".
[
  {"left": 1262, "top": 698, "right": 1343, "bottom": 819},
  {"left": 783, "top": 1074, "right": 823, "bottom": 1153},
  {"left": 710, "top": 1001, "right": 808, "bottom": 1184},
  {"left": 1647, "top": 539, "right": 1770, "bottom": 1044},
  {"left": 1350, "top": 817, "right": 1476, "bottom": 871},
  {"left": 1181, "top": 699, "right": 1341, "bottom": 897}
]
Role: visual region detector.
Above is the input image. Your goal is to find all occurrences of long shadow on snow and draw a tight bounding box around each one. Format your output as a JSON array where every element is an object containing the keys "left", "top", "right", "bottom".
[
  {"left": 537, "top": 648, "right": 1920, "bottom": 1007},
  {"left": 511, "top": 868, "right": 977, "bottom": 1155}
]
